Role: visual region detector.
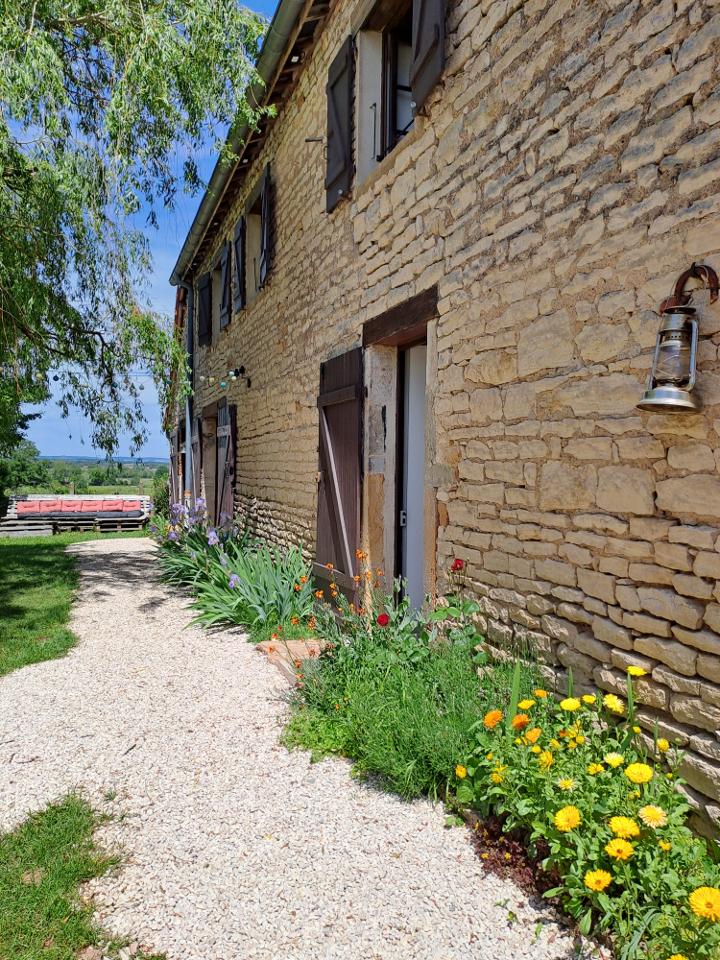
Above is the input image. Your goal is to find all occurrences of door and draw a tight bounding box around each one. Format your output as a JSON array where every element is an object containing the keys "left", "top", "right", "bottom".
[
  {"left": 399, "top": 343, "right": 426, "bottom": 608},
  {"left": 314, "top": 347, "right": 363, "bottom": 595}
]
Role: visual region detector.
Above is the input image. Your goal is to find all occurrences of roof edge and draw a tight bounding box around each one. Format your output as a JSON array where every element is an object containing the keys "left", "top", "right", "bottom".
[{"left": 169, "top": 0, "right": 307, "bottom": 286}]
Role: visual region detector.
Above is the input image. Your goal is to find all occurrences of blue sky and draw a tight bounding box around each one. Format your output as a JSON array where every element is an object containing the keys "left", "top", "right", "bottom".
[{"left": 26, "top": 0, "right": 278, "bottom": 460}]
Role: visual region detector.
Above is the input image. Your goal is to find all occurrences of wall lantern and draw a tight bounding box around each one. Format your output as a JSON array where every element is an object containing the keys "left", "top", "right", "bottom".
[{"left": 637, "top": 262, "right": 718, "bottom": 413}]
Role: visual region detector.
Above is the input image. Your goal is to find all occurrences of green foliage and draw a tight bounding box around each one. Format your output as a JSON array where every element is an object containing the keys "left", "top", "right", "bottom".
[
  {"left": 0, "top": 529, "right": 145, "bottom": 677},
  {"left": 459, "top": 673, "right": 720, "bottom": 959},
  {"left": 0, "top": 439, "right": 51, "bottom": 494},
  {"left": 0, "top": 795, "right": 164, "bottom": 960},
  {"left": 151, "top": 469, "right": 170, "bottom": 519},
  {"left": 191, "top": 543, "right": 314, "bottom": 631},
  {"left": 1, "top": 0, "right": 268, "bottom": 454}
]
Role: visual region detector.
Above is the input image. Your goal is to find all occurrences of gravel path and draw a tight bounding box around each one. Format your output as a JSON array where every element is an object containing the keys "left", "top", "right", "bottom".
[{"left": 0, "top": 538, "right": 580, "bottom": 960}]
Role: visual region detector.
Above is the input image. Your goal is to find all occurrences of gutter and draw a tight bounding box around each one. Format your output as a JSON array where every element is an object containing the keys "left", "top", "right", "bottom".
[{"left": 169, "top": 0, "right": 307, "bottom": 286}]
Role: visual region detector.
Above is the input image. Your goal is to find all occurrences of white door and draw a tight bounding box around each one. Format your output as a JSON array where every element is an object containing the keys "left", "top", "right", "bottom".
[{"left": 400, "top": 343, "right": 427, "bottom": 608}]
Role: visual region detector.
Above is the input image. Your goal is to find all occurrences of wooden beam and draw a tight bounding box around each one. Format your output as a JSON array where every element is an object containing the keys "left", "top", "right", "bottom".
[{"left": 362, "top": 285, "right": 439, "bottom": 347}]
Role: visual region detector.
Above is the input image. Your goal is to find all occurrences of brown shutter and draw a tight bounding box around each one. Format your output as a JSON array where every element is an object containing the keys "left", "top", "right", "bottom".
[
  {"left": 233, "top": 217, "right": 246, "bottom": 311},
  {"left": 191, "top": 416, "right": 203, "bottom": 502},
  {"left": 169, "top": 429, "right": 180, "bottom": 504},
  {"left": 259, "top": 165, "right": 273, "bottom": 287},
  {"left": 197, "top": 273, "right": 212, "bottom": 346},
  {"left": 410, "top": 0, "right": 446, "bottom": 112},
  {"left": 325, "top": 37, "right": 354, "bottom": 214},
  {"left": 314, "top": 347, "right": 363, "bottom": 592},
  {"left": 219, "top": 244, "right": 231, "bottom": 328},
  {"left": 215, "top": 400, "right": 237, "bottom": 523}
]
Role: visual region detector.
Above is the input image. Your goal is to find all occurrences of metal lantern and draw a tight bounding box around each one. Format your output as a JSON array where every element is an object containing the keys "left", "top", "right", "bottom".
[
  {"left": 637, "top": 262, "right": 719, "bottom": 414},
  {"left": 637, "top": 305, "right": 699, "bottom": 412}
]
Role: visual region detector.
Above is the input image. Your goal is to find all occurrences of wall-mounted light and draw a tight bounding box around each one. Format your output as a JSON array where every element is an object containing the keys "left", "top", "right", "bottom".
[{"left": 637, "top": 262, "right": 718, "bottom": 413}]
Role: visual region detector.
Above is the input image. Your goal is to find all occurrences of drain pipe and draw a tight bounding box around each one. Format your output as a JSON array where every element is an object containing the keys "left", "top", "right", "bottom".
[{"left": 178, "top": 281, "right": 194, "bottom": 500}]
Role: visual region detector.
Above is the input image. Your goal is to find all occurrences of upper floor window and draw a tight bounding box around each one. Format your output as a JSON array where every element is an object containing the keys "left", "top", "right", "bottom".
[
  {"left": 325, "top": 0, "right": 447, "bottom": 212},
  {"left": 232, "top": 164, "right": 273, "bottom": 313}
]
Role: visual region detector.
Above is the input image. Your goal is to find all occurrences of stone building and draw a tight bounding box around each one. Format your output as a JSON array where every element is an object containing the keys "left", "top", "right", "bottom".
[{"left": 169, "top": 0, "right": 720, "bottom": 821}]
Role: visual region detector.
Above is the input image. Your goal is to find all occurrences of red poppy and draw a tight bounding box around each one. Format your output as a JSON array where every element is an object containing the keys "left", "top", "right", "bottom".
[
  {"left": 377, "top": 612, "right": 390, "bottom": 627},
  {"left": 451, "top": 558, "right": 464, "bottom": 572}
]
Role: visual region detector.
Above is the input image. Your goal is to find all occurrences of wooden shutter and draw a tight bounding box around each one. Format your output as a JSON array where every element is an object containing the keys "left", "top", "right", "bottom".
[
  {"left": 314, "top": 347, "right": 363, "bottom": 592},
  {"left": 191, "top": 416, "right": 203, "bottom": 502},
  {"left": 259, "top": 165, "right": 273, "bottom": 287},
  {"left": 219, "top": 244, "right": 230, "bottom": 329},
  {"left": 325, "top": 37, "right": 354, "bottom": 214},
  {"left": 197, "top": 273, "right": 212, "bottom": 346},
  {"left": 410, "top": 0, "right": 446, "bottom": 112},
  {"left": 233, "top": 217, "right": 246, "bottom": 311},
  {"left": 169, "top": 429, "right": 180, "bottom": 504},
  {"left": 215, "top": 400, "right": 237, "bottom": 523}
]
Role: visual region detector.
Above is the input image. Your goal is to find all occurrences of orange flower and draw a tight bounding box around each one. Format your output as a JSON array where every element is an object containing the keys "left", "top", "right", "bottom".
[
  {"left": 314, "top": 590, "right": 324, "bottom": 599},
  {"left": 294, "top": 584, "right": 301, "bottom": 592},
  {"left": 308, "top": 617, "right": 317, "bottom": 629},
  {"left": 511, "top": 714, "right": 530, "bottom": 731},
  {"left": 355, "top": 549, "right": 367, "bottom": 561},
  {"left": 290, "top": 616, "right": 299, "bottom": 625},
  {"left": 299, "top": 575, "right": 308, "bottom": 584},
  {"left": 483, "top": 709, "right": 503, "bottom": 730},
  {"left": 525, "top": 727, "right": 541, "bottom": 745},
  {"left": 353, "top": 575, "right": 361, "bottom": 583},
  {"left": 325, "top": 562, "right": 334, "bottom": 570}
]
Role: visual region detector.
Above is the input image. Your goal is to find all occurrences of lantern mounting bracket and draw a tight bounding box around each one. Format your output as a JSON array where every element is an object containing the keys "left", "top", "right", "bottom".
[{"left": 660, "top": 262, "right": 719, "bottom": 312}]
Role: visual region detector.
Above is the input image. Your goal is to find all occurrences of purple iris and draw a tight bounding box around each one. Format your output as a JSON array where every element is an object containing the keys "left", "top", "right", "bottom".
[
  {"left": 207, "top": 529, "right": 220, "bottom": 546},
  {"left": 167, "top": 530, "right": 179, "bottom": 542},
  {"left": 228, "top": 573, "right": 240, "bottom": 589}
]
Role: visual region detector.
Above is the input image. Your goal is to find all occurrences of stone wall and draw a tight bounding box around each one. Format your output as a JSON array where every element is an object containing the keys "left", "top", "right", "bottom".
[{"left": 185, "top": 0, "right": 720, "bottom": 820}]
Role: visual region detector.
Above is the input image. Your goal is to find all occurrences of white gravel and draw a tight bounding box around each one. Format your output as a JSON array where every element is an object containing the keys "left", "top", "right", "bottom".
[{"left": 0, "top": 538, "right": 582, "bottom": 960}]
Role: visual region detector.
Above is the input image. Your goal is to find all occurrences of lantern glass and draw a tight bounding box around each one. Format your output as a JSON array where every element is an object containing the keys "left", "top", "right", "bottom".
[
  {"left": 654, "top": 330, "right": 692, "bottom": 385},
  {"left": 637, "top": 306, "right": 700, "bottom": 412}
]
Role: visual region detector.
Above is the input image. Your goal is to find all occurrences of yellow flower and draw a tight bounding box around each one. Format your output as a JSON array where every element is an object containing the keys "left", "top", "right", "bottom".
[
  {"left": 627, "top": 665, "right": 647, "bottom": 677},
  {"left": 605, "top": 838, "right": 635, "bottom": 861},
  {"left": 604, "top": 752, "right": 624, "bottom": 768},
  {"left": 639, "top": 805, "right": 667, "bottom": 828},
  {"left": 560, "top": 697, "right": 581, "bottom": 712},
  {"left": 538, "top": 750, "right": 554, "bottom": 770},
  {"left": 518, "top": 699, "right": 535, "bottom": 710},
  {"left": 584, "top": 869, "right": 612, "bottom": 892},
  {"left": 582, "top": 694, "right": 596, "bottom": 705},
  {"left": 490, "top": 764, "right": 506, "bottom": 785},
  {"left": 554, "top": 806, "right": 581, "bottom": 832},
  {"left": 603, "top": 693, "right": 625, "bottom": 715},
  {"left": 667, "top": 955, "right": 689, "bottom": 960},
  {"left": 575, "top": 734, "right": 586, "bottom": 745},
  {"left": 659, "top": 839, "right": 672, "bottom": 852},
  {"left": 588, "top": 763, "right": 604, "bottom": 775},
  {"left": 557, "top": 778, "right": 575, "bottom": 791},
  {"left": 534, "top": 689, "right": 548, "bottom": 698},
  {"left": 483, "top": 709, "right": 503, "bottom": 730},
  {"left": 656, "top": 737, "right": 670, "bottom": 753},
  {"left": 609, "top": 816, "right": 640, "bottom": 839},
  {"left": 689, "top": 886, "right": 720, "bottom": 922},
  {"left": 530, "top": 745, "right": 541, "bottom": 754},
  {"left": 632, "top": 725, "right": 641, "bottom": 734},
  {"left": 455, "top": 764, "right": 467, "bottom": 780},
  {"left": 625, "top": 762, "right": 654, "bottom": 785},
  {"left": 549, "top": 738, "right": 561, "bottom": 751}
]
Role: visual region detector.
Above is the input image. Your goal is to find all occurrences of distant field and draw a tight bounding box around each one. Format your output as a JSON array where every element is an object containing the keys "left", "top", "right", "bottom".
[{"left": 14, "top": 482, "right": 153, "bottom": 496}]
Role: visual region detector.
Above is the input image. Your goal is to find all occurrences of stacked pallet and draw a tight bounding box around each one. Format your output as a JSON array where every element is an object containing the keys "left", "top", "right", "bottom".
[{"left": 0, "top": 495, "right": 151, "bottom": 537}]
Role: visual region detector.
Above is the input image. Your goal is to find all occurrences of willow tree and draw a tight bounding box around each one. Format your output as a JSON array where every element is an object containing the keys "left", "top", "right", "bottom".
[{"left": 0, "top": 0, "right": 267, "bottom": 454}]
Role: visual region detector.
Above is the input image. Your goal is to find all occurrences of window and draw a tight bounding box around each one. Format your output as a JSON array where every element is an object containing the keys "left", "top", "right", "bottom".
[
  {"left": 232, "top": 164, "right": 273, "bottom": 307},
  {"left": 326, "top": 0, "right": 446, "bottom": 207},
  {"left": 197, "top": 273, "right": 211, "bottom": 346}
]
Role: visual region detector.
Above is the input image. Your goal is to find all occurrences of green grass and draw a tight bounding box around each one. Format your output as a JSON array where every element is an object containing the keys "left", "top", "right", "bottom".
[
  {"left": 0, "top": 531, "right": 146, "bottom": 678},
  {"left": 0, "top": 796, "right": 163, "bottom": 960}
]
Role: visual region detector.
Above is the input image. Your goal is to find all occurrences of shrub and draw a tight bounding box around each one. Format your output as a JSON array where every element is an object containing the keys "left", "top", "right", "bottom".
[
  {"left": 192, "top": 542, "right": 314, "bottom": 632},
  {"left": 286, "top": 559, "right": 537, "bottom": 798},
  {"left": 456, "top": 665, "right": 720, "bottom": 960},
  {"left": 151, "top": 471, "right": 169, "bottom": 518}
]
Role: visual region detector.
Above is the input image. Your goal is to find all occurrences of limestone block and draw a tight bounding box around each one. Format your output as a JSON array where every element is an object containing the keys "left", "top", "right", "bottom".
[
  {"left": 656, "top": 476, "right": 720, "bottom": 521},
  {"left": 466, "top": 349, "right": 518, "bottom": 385},
  {"left": 672, "top": 574, "right": 714, "bottom": 600},
  {"left": 689, "top": 733, "right": 720, "bottom": 764},
  {"left": 637, "top": 587, "right": 705, "bottom": 629},
  {"left": 616, "top": 436, "right": 665, "bottom": 460},
  {"left": 699, "top": 682, "right": 720, "bottom": 710},
  {"left": 634, "top": 635, "right": 697, "bottom": 676},
  {"left": 564, "top": 437, "right": 613, "bottom": 460},
  {"left": 673, "top": 626, "right": 720, "bottom": 655},
  {"left": 698, "top": 654, "right": 720, "bottom": 685},
  {"left": 681, "top": 753, "right": 720, "bottom": 803},
  {"left": 538, "top": 461, "right": 597, "bottom": 511},
  {"left": 653, "top": 665, "right": 701, "bottom": 696},
  {"left": 597, "top": 466, "right": 655, "bottom": 516},
  {"left": 557, "top": 642, "right": 596, "bottom": 679},
  {"left": 667, "top": 442, "right": 716, "bottom": 472},
  {"left": 526, "top": 595, "right": 553, "bottom": 616},
  {"left": 623, "top": 611, "right": 672, "bottom": 637},
  {"left": 705, "top": 604, "right": 720, "bottom": 633},
  {"left": 578, "top": 568, "right": 617, "bottom": 605},
  {"left": 671, "top": 694, "right": 720, "bottom": 733},
  {"left": 628, "top": 563, "right": 675, "bottom": 585},
  {"left": 535, "top": 558, "right": 577, "bottom": 587},
  {"left": 654, "top": 542, "right": 692, "bottom": 571},
  {"left": 517, "top": 310, "right": 574, "bottom": 376},
  {"left": 592, "top": 615, "right": 633, "bottom": 650},
  {"left": 694, "top": 552, "right": 720, "bottom": 580}
]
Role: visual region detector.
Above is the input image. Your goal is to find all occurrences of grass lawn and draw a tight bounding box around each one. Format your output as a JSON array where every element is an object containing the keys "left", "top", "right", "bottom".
[
  {"left": 0, "top": 796, "right": 162, "bottom": 960},
  {"left": 0, "top": 531, "right": 146, "bottom": 679}
]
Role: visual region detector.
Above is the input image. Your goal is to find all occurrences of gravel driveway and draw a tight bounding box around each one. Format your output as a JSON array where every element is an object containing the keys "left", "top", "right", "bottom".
[{"left": 0, "top": 538, "right": 579, "bottom": 960}]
